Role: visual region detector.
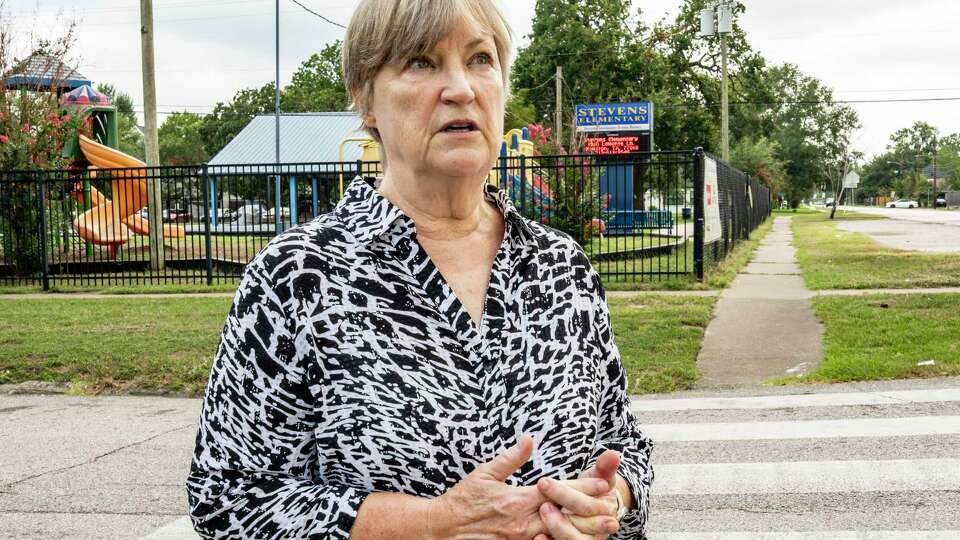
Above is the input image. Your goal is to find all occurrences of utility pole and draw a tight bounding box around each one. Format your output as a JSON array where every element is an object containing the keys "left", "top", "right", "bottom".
[
  {"left": 140, "top": 0, "right": 164, "bottom": 270},
  {"left": 555, "top": 65, "right": 563, "bottom": 148},
  {"left": 699, "top": 3, "right": 733, "bottom": 162},
  {"left": 933, "top": 136, "right": 939, "bottom": 208},
  {"left": 274, "top": 0, "right": 282, "bottom": 234},
  {"left": 720, "top": 27, "right": 729, "bottom": 162}
]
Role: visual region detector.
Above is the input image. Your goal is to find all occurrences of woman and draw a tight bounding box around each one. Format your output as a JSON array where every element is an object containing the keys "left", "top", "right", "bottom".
[{"left": 186, "top": 1, "right": 653, "bottom": 538}]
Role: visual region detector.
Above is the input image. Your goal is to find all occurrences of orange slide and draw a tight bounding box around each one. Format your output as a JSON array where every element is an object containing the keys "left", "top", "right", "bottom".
[{"left": 71, "top": 135, "right": 185, "bottom": 257}]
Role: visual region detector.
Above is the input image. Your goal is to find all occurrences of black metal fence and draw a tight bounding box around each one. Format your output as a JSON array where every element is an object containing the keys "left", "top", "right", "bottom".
[
  {"left": 694, "top": 151, "right": 773, "bottom": 277},
  {"left": 0, "top": 150, "right": 769, "bottom": 289}
]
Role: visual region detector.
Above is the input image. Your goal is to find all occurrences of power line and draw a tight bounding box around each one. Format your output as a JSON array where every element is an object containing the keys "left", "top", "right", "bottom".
[
  {"left": 288, "top": 0, "right": 346, "bottom": 29},
  {"left": 560, "top": 95, "right": 960, "bottom": 109}
]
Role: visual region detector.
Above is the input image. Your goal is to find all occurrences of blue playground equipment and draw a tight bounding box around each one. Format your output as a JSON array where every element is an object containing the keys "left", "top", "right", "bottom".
[{"left": 598, "top": 163, "right": 673, "bottom": 236}]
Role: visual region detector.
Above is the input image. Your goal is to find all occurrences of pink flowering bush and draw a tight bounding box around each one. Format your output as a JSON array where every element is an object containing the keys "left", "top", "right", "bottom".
[{"left": 0, "top": 26, "right": 88, "bottom": 276}]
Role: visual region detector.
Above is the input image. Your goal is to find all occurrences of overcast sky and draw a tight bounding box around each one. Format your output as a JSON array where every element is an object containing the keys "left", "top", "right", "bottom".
[{"left": 10, "top": 0, "right": 960, "bottom": 159}]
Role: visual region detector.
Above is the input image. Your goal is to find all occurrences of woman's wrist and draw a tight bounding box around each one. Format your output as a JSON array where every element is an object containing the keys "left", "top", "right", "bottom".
[{"left": 351, "top": 492, "right": 440, "bottom": 540}]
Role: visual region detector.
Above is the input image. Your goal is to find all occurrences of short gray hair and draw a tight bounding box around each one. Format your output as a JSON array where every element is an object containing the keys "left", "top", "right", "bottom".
[{"left": 342, "top": 0, "right": 514, "bottom": 142}]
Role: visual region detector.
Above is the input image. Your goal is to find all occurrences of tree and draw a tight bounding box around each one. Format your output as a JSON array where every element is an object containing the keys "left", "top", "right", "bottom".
[
  {"left": 504, "top": 89, "right": 537, "bottom": 132},
  {"left": 200, "top": 83, "right": 275, "bottom": 158},
  {"left": 159, "top": 112, "right": 208, "bottom": 165},
  {"left": 730, "top": 136, "right": 786, "bottom": 195},
  {"left": 282, "top": 41, "right": 348, "bottom": 112},
  {"left": 0, "top": 17, "right": 86, "bottom": 276},
  {"left": 96, "top": 82, "right": 144, "bottom": 160},
  {"left": 199, "top": 42, "right": 351, "bottom": 158},
  {"left": 512, "top": 0, "right": 649, "bottom": 141}
]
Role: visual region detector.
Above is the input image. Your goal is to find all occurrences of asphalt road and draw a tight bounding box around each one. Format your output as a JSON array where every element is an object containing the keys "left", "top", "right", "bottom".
[
  {"left": 841, "top": 205, "right": 960, "bottom": 227},
  {"left": 3, "top": 376, "right": 960, "bottom": 539},
  {"left": 836, "top": 206, "right": 960, "bottom": 252}
]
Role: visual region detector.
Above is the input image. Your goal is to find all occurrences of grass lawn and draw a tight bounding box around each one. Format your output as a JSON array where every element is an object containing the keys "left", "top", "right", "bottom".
[
  {"left": 792, "top": 210, "right": 960, "bottom": 289},
  {"left": 0, "top": 293, "right": 717, "bottom": 396},
  {"left": 609, "top": 294, "right": 717, "bottom": 394},
  {"left": 772, "top": 293, "right": 960, "bottom": 385},
  {"left": 0, "top": 296, "right": 229, "bottom": 396}
]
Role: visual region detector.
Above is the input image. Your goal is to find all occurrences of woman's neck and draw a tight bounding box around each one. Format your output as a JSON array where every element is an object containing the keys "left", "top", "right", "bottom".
[{"left": 376, "top": 169, "right": 495, "bottom": 242}]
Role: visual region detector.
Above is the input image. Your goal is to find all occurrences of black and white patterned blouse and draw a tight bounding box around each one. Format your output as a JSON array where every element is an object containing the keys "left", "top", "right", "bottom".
[{"left": 186, "top": 177, "right": 654, "bottom": 539}]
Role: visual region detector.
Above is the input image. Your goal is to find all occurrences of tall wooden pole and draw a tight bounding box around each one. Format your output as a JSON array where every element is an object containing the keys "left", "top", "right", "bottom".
[
  {"left": 140, "top": 0, "right": 164, "bottom": 270},
  {"left": 720, "top": 31, "right": 729, "bottom": 162},
  {"left": 555, "top": 65, "right": 563, "bottom": 148}
]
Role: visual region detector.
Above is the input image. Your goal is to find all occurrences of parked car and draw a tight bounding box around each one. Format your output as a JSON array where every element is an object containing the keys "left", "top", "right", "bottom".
[
  {"left": 935, "top": 195, "right": 947, "bottom": 208},
  {"left": 260, "top": 207, "right": 292, "bottom": 224},
  {"left": 162, "top": 208, "right": 192, "bottom": 223},
  {"left": 824, "top": 198, "right": 835, "bottom": 207},
  {"left": 215, "top": 208, "right": 235, "bottom": 222},
  {"left": 233, "top": 203, "right": 268, "bottom": 225},
  {"left": 886, "top": 199, "right": 918, "bottom": 209}
]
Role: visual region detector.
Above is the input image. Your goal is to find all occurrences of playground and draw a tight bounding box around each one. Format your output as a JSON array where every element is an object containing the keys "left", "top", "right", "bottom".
[
  {"left": 0, "top": 64, "right": 768, "bottom": 290},
  {"left": 2, "top": 107, "right": 697, "bottom": 288}
]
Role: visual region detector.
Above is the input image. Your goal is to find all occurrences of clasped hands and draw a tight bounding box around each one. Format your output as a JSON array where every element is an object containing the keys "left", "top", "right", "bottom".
[{"left": 428, "top": 435, "right": 625, "bottom": 540}]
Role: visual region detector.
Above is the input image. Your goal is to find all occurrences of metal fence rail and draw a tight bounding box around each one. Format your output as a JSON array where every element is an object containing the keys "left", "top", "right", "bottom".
[{"left": 0, "top": 150, "right": 769, "bottom": 289}]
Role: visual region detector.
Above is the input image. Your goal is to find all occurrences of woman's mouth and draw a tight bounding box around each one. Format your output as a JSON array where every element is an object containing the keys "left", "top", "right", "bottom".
[{"left": 441, "top": 120, "right": 478, "bottom": 133}]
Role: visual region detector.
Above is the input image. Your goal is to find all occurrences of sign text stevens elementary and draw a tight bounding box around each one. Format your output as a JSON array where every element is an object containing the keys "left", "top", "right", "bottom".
[{"left": 575, "top": 102, "right": 653, "bottom": 133}]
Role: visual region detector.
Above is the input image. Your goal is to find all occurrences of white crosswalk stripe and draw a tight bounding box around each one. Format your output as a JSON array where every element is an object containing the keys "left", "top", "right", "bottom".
[{"left": 637, "top": 386, "right": 960, "bottom": 539}]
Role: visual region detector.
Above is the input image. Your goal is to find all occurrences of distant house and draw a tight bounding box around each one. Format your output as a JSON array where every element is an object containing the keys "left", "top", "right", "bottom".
[{"left": 205, "top": 112, "right": 376, "bottom": 227}]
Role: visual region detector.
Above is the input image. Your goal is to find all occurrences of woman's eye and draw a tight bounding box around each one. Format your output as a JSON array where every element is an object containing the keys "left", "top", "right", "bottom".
[
  {"left": 409, "top": 58, "right": 433, "bottom": 70},
  {"left": 472, "top": 53, "right": 493, "bottom": 66}
]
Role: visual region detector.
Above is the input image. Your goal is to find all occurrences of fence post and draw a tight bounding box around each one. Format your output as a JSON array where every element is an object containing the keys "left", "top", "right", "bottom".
[
  {"left": 201, "top": 164, "right": 213, "bottom": 286},
  {"left": 519, "top": 154, "right": 527, "bottom": 214},
  {"left": 693, "top": 148, "right": 705, "bottom": 281},
  {"left": 36, "top": 170, "right": 50, "bottom": 291}
]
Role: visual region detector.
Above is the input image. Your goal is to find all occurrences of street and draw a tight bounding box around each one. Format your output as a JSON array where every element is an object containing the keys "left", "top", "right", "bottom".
[
  {"left": 841, "top": 206, "right": 960, "bottom": 227},
  {"left": 636, "top": 377, "right": 960, "bottom": 539},
  {"left": 836, "top": 206, "right": 960, "bottom": 253},
  {"left": 4, "top": 377, "right": 960, "bottom": 539}
]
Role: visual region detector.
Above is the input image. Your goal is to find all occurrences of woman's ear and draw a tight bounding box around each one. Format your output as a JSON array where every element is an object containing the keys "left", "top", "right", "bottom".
[{"left": 350, "top": 89, "right": 377, "bottom": 129}]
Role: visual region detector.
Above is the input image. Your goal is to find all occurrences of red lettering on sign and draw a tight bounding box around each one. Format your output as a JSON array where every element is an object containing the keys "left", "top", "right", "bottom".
[{"left": 584, "top": 135, "right": 642, "bottom": 155}]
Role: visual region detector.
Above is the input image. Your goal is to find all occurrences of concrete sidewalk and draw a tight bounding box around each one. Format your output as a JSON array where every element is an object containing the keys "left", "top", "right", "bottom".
[
  {"left": 0, "top": 394, "right": 199, "bottom": 539},
  {"left": 696, "top": 216, "right": 823, "bottom": 387}
]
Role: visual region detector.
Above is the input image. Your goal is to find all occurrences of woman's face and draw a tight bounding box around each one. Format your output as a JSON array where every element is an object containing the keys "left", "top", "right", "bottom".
[{"left": 364, "top": 21, "right": 505, "bottom": 180}]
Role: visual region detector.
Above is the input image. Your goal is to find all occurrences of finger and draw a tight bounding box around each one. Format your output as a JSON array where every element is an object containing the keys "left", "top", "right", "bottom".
[
  {"left": 538, "top": 477, "right": 615, "bottom": 517},
  {"left": 478, "top": 435, "right": 534, "bottom": 482},
  {"left": 539, "top": 501, "right": 585, "bottom": 540},
  {"left": 569, "top": 513, "right": 620, "bottom": 536},
  {"left": 555, "top": 477, "right": 610, "bottom": 498},
  {"left": 593, "top": 451, "right": 621, "bottom": 485}
]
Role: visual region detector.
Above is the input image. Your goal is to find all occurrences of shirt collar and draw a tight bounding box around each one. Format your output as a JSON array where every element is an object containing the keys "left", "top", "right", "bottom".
[{"left": 334, "top": 176, "right": 535, "bottom": 246}]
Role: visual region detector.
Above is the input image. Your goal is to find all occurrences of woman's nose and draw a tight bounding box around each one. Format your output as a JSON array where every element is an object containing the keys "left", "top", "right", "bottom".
[{"left": 440, "top": 66, "right": 476, "bottom": 104}]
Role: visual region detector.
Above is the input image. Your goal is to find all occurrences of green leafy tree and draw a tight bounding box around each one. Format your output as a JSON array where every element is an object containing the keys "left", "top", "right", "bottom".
[
  {"left": 159, "top": 112, "right": 208, "bottom": 165},
  {"left": 96, "top": 82, "right": 144, "bottom": 160},
  {"left": 0, "top": 22, "right": 87, "bottom": 276},
  {"left": 730, "top": 136, "right": 786, "bottom": 194},
  {"left": 504, "top": 89, "right": 537, "bottom": 132},
  {"left": 283, "top": 41, "right": 348, "bottom": 113},
  {"left": 512, "top": 0, "right": 650, "bottom": 145},
  {"left": 200, "top": 83, "right": 276, "bottom": 158},
  {"left": 858, "top": 154, "right": 899, "bottom": 201}
]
